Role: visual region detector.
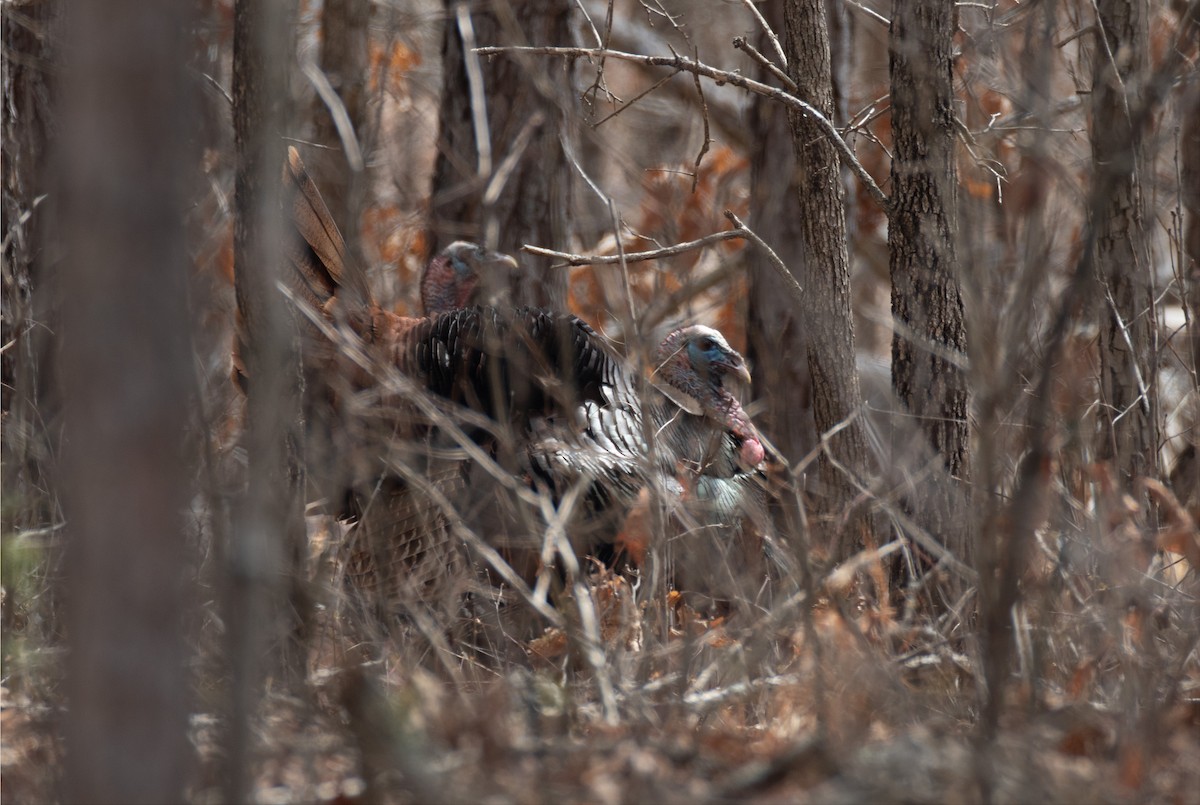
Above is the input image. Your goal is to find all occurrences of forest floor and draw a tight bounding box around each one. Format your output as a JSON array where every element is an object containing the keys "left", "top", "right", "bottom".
[{"left": 3, "top": 533, "right": 1199, "bottom": 805}]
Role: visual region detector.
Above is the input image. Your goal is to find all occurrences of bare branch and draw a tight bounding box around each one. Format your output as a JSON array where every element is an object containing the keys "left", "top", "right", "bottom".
[
  {"left": 456, "top": 3, "right": 492, "bottom": 178},
  {"left": 736, "top": 0, "right": 788, "bottom": 68},
  {"left": 592, "top": 68, "right": 681, "bottom": 128},
  {"left": 689, "top": 47, "right": 712, "bottom": 194},
  {"left": 843, "top": 0, "right": 890, "bottom": 26},
  {"left": 523, "top": 227, "right": 746, "bottom": 267},
  {"left": 732, "top": 36, "right": 797, "bottom": 92},
  {"left": 475, "top": 44, "right": 890, "bottom": 211},
  {"left": 302, "top": 60, "right": 364, "bottom": 173},
  {"left": 724, "top": 211, "right": 803, "bottom": 308}
]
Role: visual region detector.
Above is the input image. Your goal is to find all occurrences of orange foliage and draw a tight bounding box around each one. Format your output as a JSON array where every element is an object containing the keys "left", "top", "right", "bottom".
[
  {"left": 359, "top": 202, "right": 428, "bottom": 314},
  {"left": 369, "top": 39, "right": 421, "bottom": 95},
  {"left": 567, "top": 145, "right": 749, "bottom": 342}
]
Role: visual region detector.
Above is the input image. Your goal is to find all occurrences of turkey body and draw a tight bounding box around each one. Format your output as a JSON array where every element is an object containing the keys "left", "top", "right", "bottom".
[
  {"left": 388, "top": 306, "right": 761, "bottom": 545},
  {"left": 338, "top": 302, "right": 771, "bottom": 619}
]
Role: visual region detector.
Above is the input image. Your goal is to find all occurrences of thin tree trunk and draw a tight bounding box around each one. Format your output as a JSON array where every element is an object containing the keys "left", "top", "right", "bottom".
[
  {"left": 747, "top": 1, "right": 814, "bottom": 467},
  {"left": 309, "top": 0, "right": 369, "bottom": 266},
  {"left": 783, "top": 0, "right": 877, "bottom": 558},
  {"left": 1179, "top": 88, "right": 1200, "bottom": 504},
  {"left": 1091, "top": 0, "right": 1159, "bottom": 491},
  {"left": 230, "top": 0, "right": 304, "bottom": 799},
  {"left": 430, "top": 0, "right": 571, "bottom": 308},
  {"left": 887, "top": 0, "right": 972, "bottom": 568},
  {"left": 58, "top": 2, "right": 199, "bottom": 801}
]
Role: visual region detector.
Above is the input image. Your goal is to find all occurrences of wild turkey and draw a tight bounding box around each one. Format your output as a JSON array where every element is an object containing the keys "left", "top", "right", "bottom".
[
  {"left": 232, "top": 147, "right": 516, "bottom": 390},
  {"left": 341, "top": 303, "right": 772, "bottom": 619},
  {"left": 245, "top": 148, "right": 771, "bottom": 621},
  {"left": 233, "top": 147, "right": 518, "bottom": 612}
]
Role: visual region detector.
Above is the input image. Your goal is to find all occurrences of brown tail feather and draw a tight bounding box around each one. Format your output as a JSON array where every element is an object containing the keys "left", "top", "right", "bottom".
[
  {"left": 233, "top": 148, "right": 378, "bottom": 391},
  {"left": 283, "top": 145, "right": 372, "bottom": 311}
]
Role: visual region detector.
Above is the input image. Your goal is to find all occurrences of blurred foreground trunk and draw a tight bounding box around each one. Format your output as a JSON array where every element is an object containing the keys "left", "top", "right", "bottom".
[
  {"left": 229, "top": 0, "right": 304, "bottom": 800},
  {"left": 58, "top": 2, "right": 200, "bottom": 801},
  {"left": 1, "top": 0, "right": 59, "bottom": 633}
]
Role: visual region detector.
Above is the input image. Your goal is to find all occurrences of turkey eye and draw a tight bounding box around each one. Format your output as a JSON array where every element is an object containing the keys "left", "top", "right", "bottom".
[{"left": 698, "top": 337, "right": 716, "bottom": 351}]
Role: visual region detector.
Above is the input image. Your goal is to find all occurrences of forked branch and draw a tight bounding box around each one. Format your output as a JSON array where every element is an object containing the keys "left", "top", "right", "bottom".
[{"left": 475, "top": 44, "right": 890, "bottom": 211}]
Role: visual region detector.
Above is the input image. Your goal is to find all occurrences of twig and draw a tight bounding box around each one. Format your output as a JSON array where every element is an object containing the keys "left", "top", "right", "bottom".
[
  {"left": 824, "top": 539, "right": 907, "bottom": 593},
  {"left": 1089, "top": 0, "right": 1133, "bottom": 127},
  {"left": 574, "top": 0, "right": 604, "bottom": 48},
  {"left": 843, "top": 92, "right": 890, "bottom": 134},
  {"left": 689, "top": 46, "right": 712, "bottom": 194},
  {"left": 483, "top": 111, "right": 544, "bottom": 206},
  {"left": 578, "top": 0, "right": 618, "bottom": 105},
  {"left": 639, "top": 250, "right": 748, "bottom": 331},
  {"left": 816, "top": 425, "right": 978, "bottom": 581},
  {"left": 475, "top": 44, "right": 890, "bottom": 211},
  {"left": 456, "top": 3, "right": 492, "bottom": 178},
  {"left": 732, "top": 36, "right": 797, "bottom": 92},
  {"left": 724, "top": 211, "right": 803, "bottom": 306},
  {"left": 524, "top": 227, "right": 746, "bottom": 266},
  {"left": 843, "top": 0, "right": 890, "bottom": 26},
  {"left": 282, "top": 136, "right": 339, "bottom": 151},
  {"left": 593, "top": 68, "right": 681, "bottom": 128},
  {"left": 194, "top": 68, "right": 233, "bottom": 106},
  {"left": 1055, "top": 24, "right": 1098, "bottom": 48},
  {"left": 737, "top": 0, "right": 788, "bottom": 68},
  {"left": 302, "top": 60, "right": 364, "bottom": 173}
]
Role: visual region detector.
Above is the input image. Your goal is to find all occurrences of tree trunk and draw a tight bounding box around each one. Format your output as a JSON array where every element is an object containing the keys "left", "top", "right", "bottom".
[
  {"left": 887, "top": 0, "right": 972, "bottom": 568},
  {"left": 430, "top": 0, "right": 571, "bottom": 308},
  {"left": 308, "top": 0, "right": 369, "bottom": 265},
  {"left": 782, "top": 0, "right": 877, "bottom": 557},
  {"left": 230, "top": 0, "right": 306, "bottom": 799},
  {"left": 58, "top": 2, "right": 199, "bottom": 801},
  {"left": 747, "top": 1, "right": 815, "bottom": 467},
  {"left": 1179, "top": 88, "right": 1200, "bottom": 506},
  {"left": 1091, "top": 0, "right": 1159, "bottom": 491}
]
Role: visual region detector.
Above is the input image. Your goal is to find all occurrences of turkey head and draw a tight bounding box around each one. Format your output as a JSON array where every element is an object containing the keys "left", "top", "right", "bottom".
[{"left": 652, "top": 325, "right": 765, "bottom": 472}]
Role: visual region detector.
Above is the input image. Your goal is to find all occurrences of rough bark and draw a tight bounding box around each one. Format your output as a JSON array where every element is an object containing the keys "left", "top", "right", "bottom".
[
  {"left": 1091, "top": 0, "right": 1159, "bottom": 490},
  {"left": 887, "top": 0, "right": 972, "bottom": 566},
  {"left": 230, "top": 0, "right": 306, "bottom": 798},
  {"left": 308, "top": 0, "right": 369, "bottom": 264},
  {"left": 782, "top": 0, "right": 877, "bottom": 556},
  {"left": 58, "top": 2, "right": 199, "bottom": 801},
  {"left": 430, "top": 0, "right": 571, "bottom": 308},
  {"left": 747, "top": 0, "right": 815, "bottom": 467}
]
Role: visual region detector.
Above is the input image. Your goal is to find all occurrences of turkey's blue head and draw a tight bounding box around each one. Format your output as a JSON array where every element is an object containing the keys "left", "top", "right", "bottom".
[{"left": 654, "top": 325, "right": 765, "bottom": 469}]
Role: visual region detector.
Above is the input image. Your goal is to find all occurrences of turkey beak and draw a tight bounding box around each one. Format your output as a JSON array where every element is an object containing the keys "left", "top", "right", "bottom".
[
  {"left": 492, "top": 251, "right": 519, "bottom": 271},
  {"left": 717, "top": 353, "right": 752, "bottom": 389},
  {"left": 734, "top": 361, "right": 752, "bottom": 388}
]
